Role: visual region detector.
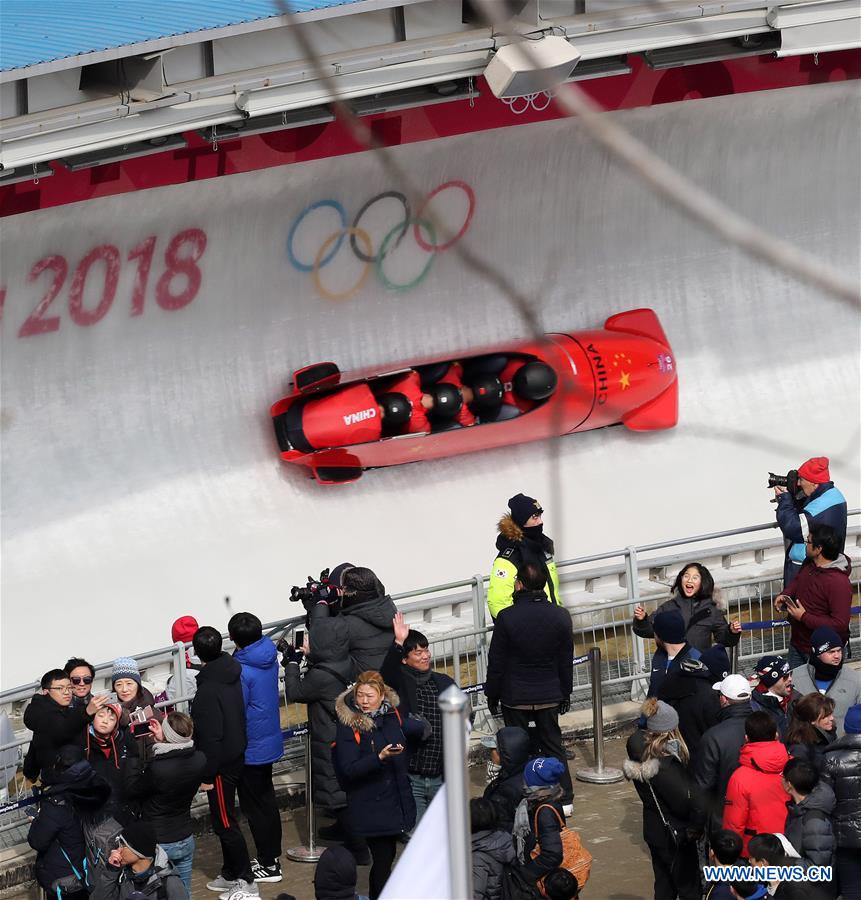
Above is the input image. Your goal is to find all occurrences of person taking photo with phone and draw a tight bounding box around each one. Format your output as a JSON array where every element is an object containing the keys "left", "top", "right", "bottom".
[{"left": 333, "top": 670, "right": 425, "bottom": 899}]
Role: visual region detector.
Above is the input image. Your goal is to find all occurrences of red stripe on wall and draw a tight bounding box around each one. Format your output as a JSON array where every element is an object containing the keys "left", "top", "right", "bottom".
[{"left": 1, "top": 51, "right": 859, "bottom": 219}]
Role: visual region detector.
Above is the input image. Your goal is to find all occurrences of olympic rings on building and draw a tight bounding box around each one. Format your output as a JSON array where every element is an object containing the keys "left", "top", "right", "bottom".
[
  {"left": 501, "top": 92, "right": 554, "bottom": 115},
  {"left": 311, "top": 227, "right": 373, "bottom": 302},
  {"left": 286, "top": 181, "right": 476, "bottom": 300}
]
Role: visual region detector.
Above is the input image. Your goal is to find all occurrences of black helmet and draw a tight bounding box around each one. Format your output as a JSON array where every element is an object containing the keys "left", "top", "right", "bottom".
[
  {"left": 512, "top": 361, "right": 557, "bottom": 401},
  {"left": 427, "top": 383, "right": 463, "bottom": 418},
  {"left": 466, "top": 374, "right": 504, "bottom": 410},
  {"left": 378, "top": 392, "right": 411, "bottom": 425}
]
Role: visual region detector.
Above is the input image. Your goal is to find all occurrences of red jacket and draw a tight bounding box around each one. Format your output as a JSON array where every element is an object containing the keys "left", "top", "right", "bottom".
[
  {"left": 723, "top": 740, "right": 790, "bottom": 855},
  {"left": 438, "top": 363, "right": 475, "bottom": 427},
  {"left": 783, "top": 555, "right": 852, "bottom": 655},
  {"left": 386, "top": 371, "right": 430, "bottom": 434}
]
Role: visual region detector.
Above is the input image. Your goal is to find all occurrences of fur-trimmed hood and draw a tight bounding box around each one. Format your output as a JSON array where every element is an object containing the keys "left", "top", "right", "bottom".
[
  {"left": 623, "top": 757, "right": 660, "bottom": 783},
  {"left": 496, "top": 514, "right": 554, "bottom": 555},
  {"left": 335, "top": 686, "right": 401, "bottom": 733},
  {"left": 498, "top": 514, "right": 525, "bottom": 543}
]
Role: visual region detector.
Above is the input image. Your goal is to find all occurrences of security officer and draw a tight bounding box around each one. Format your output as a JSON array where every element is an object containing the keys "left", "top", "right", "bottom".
[{"left": 488, "top": 493, "right": 560, "bottom": 620}]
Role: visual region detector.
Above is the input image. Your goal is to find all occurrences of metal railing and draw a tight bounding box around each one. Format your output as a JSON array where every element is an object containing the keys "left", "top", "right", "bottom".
[{"left": 2, "top": 512, "right": 859, "bottom": 847}]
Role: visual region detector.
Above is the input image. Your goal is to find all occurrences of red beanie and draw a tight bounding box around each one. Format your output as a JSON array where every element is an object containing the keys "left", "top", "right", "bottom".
[
  {"left": 798, "top": 457, "right": 830, "bottom": 484},
  {"left": 171, "top": 615, "right": 199, "bottom": 644}
]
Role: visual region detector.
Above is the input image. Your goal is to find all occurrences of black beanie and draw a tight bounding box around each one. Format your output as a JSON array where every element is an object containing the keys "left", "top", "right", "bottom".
[
  {"left": 508, "top": 493, "right": 542, "bottom": 527},
  {"left": 342, "top": 566, "right": 385, "bottom": 597},
  {"left": 121, "top": 820, "right": 157, "bottom": 859}
]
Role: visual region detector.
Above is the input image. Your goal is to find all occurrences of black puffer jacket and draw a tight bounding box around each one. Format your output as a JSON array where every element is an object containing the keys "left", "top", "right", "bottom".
[
  {"left": 124, "top": 744, "right": 207, "bottom": 842},
  {"left": 82, "top": 723, "right": 138, "bottom": 824},
  {"left": 28, "top": 760, "right": 111, "bottom": 892},
  {"left": 485, "top": 589, "right": 574, "bottom": 707},
  {"left": 340, "top": 588, "right": 397, "bottom": 676},
  {"left": 633, "top": 590, "right": 740, "bottom": 652},
  {"left": 23, "top": 694, "right": 92, "bottom": 782},
  {"left": 284, "top": 616, "right": 354, "bottom": 812},
  {"left": 657, "top": 658, "right": 722, "bottom": 759},
  {"left": 190, "top": 652, "right": 247, "bottom": 780},
  {"left": 821, "top": 731, "right": 861, "bottom": 848},
  {"left": 472, "top": 829, "right": 516, "bottom": 900},
  {"left": 786, "top": 727, "right": 835, "bottom": 773},
  {"left": 694, "top": 701, "right": 752, "bottom": 819},
  {"left": 483, "top": 727, "right": 531, "bottom": 833},
  {"left": 624, "top": 730, "right": 705, "bottom": 850},
  {"left": 784, "top": 780, "right": 836, "bottom": 867}
]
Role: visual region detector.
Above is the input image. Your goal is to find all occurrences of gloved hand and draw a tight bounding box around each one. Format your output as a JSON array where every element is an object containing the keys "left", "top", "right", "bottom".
[
  {"left": 559, "top": 700, "right": 571, "bottom": 715},
  {"left": 487, "top": 698, "right": 500, "bottom": 717},
  {"left": 281, "top": 645, "right": 304, "bottom": 666}
]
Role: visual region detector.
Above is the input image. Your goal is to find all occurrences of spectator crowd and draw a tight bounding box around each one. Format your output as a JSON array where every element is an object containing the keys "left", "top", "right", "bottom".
[{"left": 15, "top": 467, "right": 860, "bottom": 900}]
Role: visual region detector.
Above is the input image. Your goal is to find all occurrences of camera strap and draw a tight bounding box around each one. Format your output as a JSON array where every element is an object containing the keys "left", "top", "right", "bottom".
[{"left": 314, "top": 664, "right": 351, "bottom": 690}]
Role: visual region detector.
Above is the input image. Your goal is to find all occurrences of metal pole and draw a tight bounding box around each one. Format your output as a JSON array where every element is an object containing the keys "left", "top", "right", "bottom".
[
  {"left": 171, "top": 641, "right": 187, "bottom": 711},
  {"left": 575, "top": 647, "right": 623, "bottom": 784},
  {"left": 286, "top": 730, "right": 322, "bottom": 862},
  {"left": 729, "top": 644, "right": 739, "bottom": 675},
  {"left": 439, "top": 685, "right": 473, "bottom": 900},
  {"left": 626, "top": 546, "right": 648, "bottom": 701}
]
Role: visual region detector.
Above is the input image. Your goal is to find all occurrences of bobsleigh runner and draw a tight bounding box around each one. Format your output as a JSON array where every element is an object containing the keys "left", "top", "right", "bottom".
[{"left": 271, "top": 308, "right": 677, "bottom": 484}]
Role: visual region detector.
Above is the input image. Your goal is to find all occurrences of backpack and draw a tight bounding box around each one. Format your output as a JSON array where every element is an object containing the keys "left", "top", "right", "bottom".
[
  {"left": 530, "top": 804, "right": 592, "bottom": 895},
  {"left": 500, "top": 863, "right": 542, "bottom": 900}
]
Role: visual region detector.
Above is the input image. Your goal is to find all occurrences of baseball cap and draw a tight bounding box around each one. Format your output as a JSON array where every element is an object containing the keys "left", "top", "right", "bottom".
[{"left": 712, "top": 673, "right": 751, "bottom": 700}]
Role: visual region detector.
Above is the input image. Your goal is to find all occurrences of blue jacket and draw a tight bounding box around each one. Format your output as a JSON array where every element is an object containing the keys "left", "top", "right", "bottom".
[
  {"left": 776, "top": 482, "right": 846, "bottom": 586},
  {"left": 234, "top": 637, "right": 282, "bottom": 765}
]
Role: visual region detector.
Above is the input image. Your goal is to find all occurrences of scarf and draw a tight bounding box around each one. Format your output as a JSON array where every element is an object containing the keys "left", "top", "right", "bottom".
[
  {"left": 152, "top": 738, "right": 194, "bottom": 756},
  {"left": 810, "top": 655, "right": 843, "bottom": 683},
  {"left": 368, "top": 699, "right": 393, "bottom": 719},
  {"left": 401, "top": 664, "right": 432, "bottom": 686},
  {"left": 522, "top": 524, "right": 544, "bottom": 542},
  {"left": 512, "top": 784, "right": 564, "bottom": 861}
]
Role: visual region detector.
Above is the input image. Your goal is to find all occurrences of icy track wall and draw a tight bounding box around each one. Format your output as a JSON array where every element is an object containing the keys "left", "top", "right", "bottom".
[{"left": 1, "top": 81, "right": 859, "bottom": 686}]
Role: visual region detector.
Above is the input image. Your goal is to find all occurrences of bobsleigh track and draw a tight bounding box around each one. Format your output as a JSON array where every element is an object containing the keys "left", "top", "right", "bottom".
[{"left": 1, "top": 80, "right": 858, "bottom": 685}]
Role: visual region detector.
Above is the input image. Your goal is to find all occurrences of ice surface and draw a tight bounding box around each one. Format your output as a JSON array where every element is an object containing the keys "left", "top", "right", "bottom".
[{"left": 1, "top": 81, "right": 858, "bottom": 686}]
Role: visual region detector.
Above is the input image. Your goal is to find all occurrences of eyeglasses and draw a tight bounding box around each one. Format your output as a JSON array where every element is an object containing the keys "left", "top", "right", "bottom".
[
  {"left": 70, "top": 676, "right": 93, "bottom": 685},
  {"left": 48, "top": 685, "right": 73, "bottom": 694}
]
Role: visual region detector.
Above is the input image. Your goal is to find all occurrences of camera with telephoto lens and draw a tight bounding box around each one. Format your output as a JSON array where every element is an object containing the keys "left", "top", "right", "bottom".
[
  {"left": 767, "top": 469, "right": 800, "bottom": 504},
  {"left": 290, "top": 568, "right": 337, "bottom": 611},
  {"left": 767, "top": 469, "right": 799, "bottom": 491}
]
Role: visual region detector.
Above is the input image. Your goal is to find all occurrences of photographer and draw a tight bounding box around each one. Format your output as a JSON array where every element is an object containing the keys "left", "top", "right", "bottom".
[
  {"left": 282, "top": 616, "right": 370, "bottom": 864},
  {"left": 311, "top": 567, "right": 396, "bottom": 676},
  {"left": 773, "top": 456, "right": 847, "bottom": 588}
]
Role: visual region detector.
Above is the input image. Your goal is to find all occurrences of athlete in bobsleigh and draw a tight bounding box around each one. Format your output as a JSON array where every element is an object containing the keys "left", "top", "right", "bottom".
[
  {"left": 289, "top": 358, "right": 558, "bottom": 452},
  {"left": 291, "top": 370, "right": 464, "bottom": 451},
  {"left": 460, "top": 358, "right": 558, "bottom": 421}
]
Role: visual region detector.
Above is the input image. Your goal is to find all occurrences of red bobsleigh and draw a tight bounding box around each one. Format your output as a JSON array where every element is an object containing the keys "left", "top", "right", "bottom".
[{"left": 271, "top": 308, "right": 678, "bottom": 484}]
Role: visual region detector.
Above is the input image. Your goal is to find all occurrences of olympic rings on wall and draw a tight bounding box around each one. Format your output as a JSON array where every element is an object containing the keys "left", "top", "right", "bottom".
[
  {"left": 286, "top": 181, "right": 476, "bottom": 301},
  {"left": 501, "top": 92, "right": 554, "bottom": 115},
  {"left": 312, "top": 227, "right": 373, "bottom": 301}
]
